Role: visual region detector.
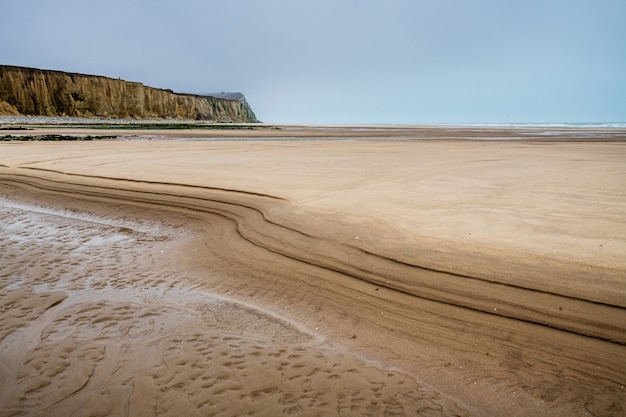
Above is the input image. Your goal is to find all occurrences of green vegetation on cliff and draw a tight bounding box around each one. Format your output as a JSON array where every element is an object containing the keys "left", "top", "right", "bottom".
[{"left": 0, "top": 65, "right": 258, "bottom": 122}]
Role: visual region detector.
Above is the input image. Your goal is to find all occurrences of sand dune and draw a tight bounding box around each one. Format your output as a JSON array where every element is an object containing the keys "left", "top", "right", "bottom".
[{"left": 1, "top": 127, "right": 625, "bottom": 416}]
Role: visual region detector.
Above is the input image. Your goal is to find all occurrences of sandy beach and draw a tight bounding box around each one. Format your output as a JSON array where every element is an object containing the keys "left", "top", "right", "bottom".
[{"left": 1, "top": 125, "right": 625, "bottom": 416}]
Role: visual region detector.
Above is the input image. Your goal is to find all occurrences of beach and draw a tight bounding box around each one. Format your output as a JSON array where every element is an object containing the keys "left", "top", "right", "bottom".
[{"left": 1, "top": 125, "right": 625, "bottom": 416}]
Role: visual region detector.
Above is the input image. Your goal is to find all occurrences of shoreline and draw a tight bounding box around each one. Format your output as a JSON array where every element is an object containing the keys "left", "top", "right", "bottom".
[
  {"left": 1, "top": 128, "right": 625, "bottom": 416},
  {"left": 1, "top": 121, "right": 626, "bottom": 141}
]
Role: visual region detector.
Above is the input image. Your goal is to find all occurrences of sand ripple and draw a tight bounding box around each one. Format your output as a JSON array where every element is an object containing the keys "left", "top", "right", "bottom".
[{"left": 0, "top": 193, "right": 472, "bottom": 417}]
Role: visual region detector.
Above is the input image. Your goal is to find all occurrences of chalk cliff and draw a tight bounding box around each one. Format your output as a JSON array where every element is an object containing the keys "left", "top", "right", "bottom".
[{"left": 0, "top": 65, "right": 258, "bottom": 122}]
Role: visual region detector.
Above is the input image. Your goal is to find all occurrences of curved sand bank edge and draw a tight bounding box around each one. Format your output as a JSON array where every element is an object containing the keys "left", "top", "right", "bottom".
[
  {"left": 3, "top": 163, "right": 624, "bottom": 344},
  {"left": 1, "top": 136, "right": 625, "bottom": 416}
]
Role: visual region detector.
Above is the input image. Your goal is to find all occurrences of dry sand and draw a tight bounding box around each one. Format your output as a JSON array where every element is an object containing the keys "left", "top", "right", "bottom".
[{"left": 0, "top": 126, "right": 625, "bottom": 416}]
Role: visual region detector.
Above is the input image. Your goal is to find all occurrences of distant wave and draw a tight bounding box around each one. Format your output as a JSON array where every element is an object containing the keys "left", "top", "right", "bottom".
[{"left": 441, "top": 122, "right": 626, "bottom": 128}]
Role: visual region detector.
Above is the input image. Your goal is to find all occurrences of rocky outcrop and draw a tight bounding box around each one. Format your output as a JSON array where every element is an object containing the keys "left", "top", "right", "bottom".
[{"left": 0, "top": 65, "right": 258, "bottom": 122}]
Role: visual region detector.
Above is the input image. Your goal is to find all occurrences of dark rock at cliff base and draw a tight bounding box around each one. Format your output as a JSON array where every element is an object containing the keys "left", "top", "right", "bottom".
[{"left": 0, "top": 65, "right": 258, "bottom": 122}]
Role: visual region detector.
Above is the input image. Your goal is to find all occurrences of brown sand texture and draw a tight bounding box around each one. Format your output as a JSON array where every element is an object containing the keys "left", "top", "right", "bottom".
[{"left": 1, "top": 126, "right": 625, "bottom": 416}]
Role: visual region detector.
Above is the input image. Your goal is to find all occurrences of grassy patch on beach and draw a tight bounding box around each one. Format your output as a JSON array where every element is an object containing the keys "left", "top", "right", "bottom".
[
  {"left": 15, "top": 123, "right": 280, "bottom": 131},
  {"left": 84, "top": 123, "right": 278, "bottom": 130},
  {"left": 0, "top": 134, "right": 117, "bottom": 141}
]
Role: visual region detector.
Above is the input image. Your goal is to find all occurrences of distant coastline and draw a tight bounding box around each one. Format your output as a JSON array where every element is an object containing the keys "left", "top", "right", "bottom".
[{"left": 1, "top": 118, "right": 625, "bottom": 143}]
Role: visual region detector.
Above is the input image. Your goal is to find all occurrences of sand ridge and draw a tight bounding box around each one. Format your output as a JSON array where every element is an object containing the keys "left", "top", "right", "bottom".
[{"left": 1, "top": 126, "right": 625, "bottom": 416}]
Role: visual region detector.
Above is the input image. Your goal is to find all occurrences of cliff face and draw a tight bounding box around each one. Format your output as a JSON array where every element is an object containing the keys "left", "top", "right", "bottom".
[{"left": 0, "top": 65, "right": 258, "bottom": 122}]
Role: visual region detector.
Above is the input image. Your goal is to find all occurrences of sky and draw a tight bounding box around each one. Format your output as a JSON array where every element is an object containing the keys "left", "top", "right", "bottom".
[{"left": 1, "top": 0, "right": 625, "bottom": 124}]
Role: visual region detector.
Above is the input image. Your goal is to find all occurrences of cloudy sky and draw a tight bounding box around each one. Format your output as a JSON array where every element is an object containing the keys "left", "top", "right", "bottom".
[{"left": 2, "top": 0, "right": 625, "bottom": 124}]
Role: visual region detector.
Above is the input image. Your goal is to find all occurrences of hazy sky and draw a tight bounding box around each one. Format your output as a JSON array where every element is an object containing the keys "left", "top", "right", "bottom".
[{"left": 2, "top": 0, "right": 625, "bottom": 124}]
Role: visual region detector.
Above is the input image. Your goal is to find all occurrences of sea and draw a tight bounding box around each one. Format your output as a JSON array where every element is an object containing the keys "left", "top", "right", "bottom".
[
  {"left": 1, "top": 116, "right": 625, "bottom": 142},
  {"left": 1, "top": 115, "right": 625, "bottom": 128}
]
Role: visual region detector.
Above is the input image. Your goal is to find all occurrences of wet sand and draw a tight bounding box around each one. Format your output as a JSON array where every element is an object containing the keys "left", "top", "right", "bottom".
[{"left": 1, "top": 126, "right": 625, "bottom": 416}]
